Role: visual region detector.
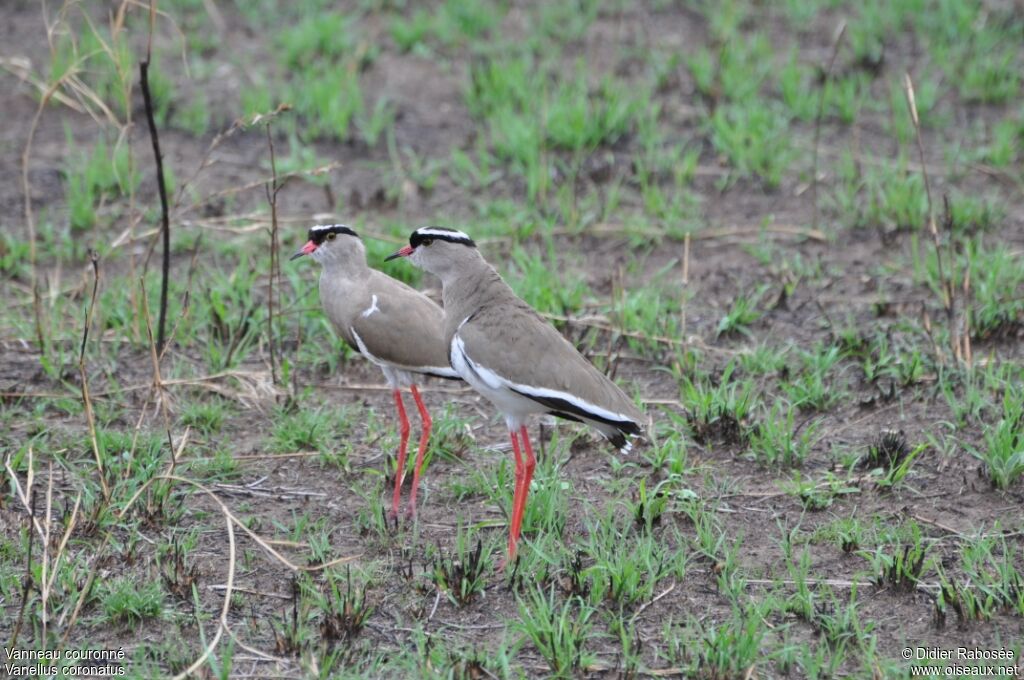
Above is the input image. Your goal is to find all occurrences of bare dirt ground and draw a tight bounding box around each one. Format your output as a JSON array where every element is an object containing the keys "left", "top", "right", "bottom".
[{"left": 1, "top": 1, "right": 1023, "bottom": 678}]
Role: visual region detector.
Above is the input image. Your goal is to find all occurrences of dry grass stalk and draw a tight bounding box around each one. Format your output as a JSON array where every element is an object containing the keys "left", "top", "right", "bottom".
[
  {"left": 58, "top": 533, "right": 110, "bottom": 641},
  {"left": 3, "top": 452, "right": 80, "bottom": 647},
  {"left": 113, "top": 470, "right": 361, "bottom": 673},
  {"left": 40, "top": 467, "right": 55, "bottom": 645},
  {"left": 120, "top": 474, "right": 360, "bottom": 574},
  {"left": 0, "top": 57, "right": 86, "bottom": 111},
  {"left": 903, "top": 74, "right": 970, "bottom": 365},
  {"left": 120, "top": 475, "right": 238, "bottom": 680},
  {"left": 20, "top": 56, "right": 91, "bottom": 355},
  {"left": 169, "top": 104, "right": 292, "bottom": 217},
  {"left": 680, "top": 230, "right": 690, "bottom": 340},
  {"left": 540, "top": 311, "right": 742, "bottom": 355},
  {"left": 4, "top": 448, "right": 46, "bottom": 541},
  {"left": 8, "top": 488, "right": 36, "bottom": 648},
  {"left": 183, "top": 161, "right": 341, "bottom": 218},
  {"left": 811, "top": 21, "right": 847, "bottom": 232},
  {"left": 79, "top": 251, "right": 110, "bottom": 499}
]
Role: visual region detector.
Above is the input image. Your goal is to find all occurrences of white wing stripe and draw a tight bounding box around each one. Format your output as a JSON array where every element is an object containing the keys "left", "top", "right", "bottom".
[{"left": 454, "top": 333, "right": 638, "bottom": 426}]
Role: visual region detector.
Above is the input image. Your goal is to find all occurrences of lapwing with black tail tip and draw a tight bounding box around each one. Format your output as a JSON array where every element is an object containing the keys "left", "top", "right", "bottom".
[
  {"left": 291, "top": 224, "right": 460, "bottom": 519},
  {"left": 387, "top": 227, "right": 645, "bottom": 560}
]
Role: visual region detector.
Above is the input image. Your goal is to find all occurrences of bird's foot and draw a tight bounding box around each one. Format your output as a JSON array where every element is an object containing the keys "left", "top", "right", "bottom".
[
  {"left": 496, "top": 553, "right": 521, "bottom": 581},
  {"left": 385, "top": 506, "right": 402, "bottom": 533}
]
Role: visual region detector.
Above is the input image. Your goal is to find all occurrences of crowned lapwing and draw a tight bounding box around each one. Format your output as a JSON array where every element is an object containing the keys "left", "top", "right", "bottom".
[
  {"left": 387, "top": 227, "right": 645, "bottom": 559},
  {"left": 291, "top": 224, "right": 460, "bottom": 518}
]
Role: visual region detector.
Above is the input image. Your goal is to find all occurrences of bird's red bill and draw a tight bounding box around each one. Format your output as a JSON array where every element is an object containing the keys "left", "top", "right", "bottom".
[
  {"left": 289, "top": 240, "right": 319, "bottom": 261},
  {"left": 385, "top": 245, "right": 415, "bottom": 261}
]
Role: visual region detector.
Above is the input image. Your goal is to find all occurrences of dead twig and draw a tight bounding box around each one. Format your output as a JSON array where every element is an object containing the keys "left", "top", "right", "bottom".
[
  {"left": 265, "top": 122, "right": 283, "bottom": 386},
  {"left": 139, "top": 4, "right": 172, "bottom": 353},
  {"left": 206, "top": 584, "right": 291, "bottom": 600},
  {"left": 140, "top": 277, "right": 176, "bottom": 471},
  {"left": 910, "top": 513, "right": 964, "bottom": 538}
]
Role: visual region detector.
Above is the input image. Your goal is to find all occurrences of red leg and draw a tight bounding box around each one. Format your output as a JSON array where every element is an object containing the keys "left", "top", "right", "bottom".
[
  {"left": 407, "top": 384, "right": 432, "bottom": 518},
  {"left": 516, "top": 425, "right": 537, "bottom": 539},
  {"left": 390, "top": 389, "right": 411, "bottom": 518},
  {"left": 507, "top": 430, "right": 525, "bottom": 561}
]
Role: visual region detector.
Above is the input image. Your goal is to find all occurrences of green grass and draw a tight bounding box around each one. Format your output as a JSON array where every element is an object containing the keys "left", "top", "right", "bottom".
[
  {"left": 429, "top": 527, "right": 493, "bottom": 606},
  {"left": 716, "top": 285, "right": 767, "bottom": 338},
  {"left": 860, "top": 521, "right": 931, "bottom": 591},
  {"left": 748, "top": 402, "right": 817, "bottom": 467},
  {"left": 267, "top": 404, "right": 355, "bottom": 457},
  {"left": 679, "top": 362, "right": 755, "bottom": 445},
  {"left": 516, "top": 585, "right": 597, "bottom": 677},
  {"left": 853, "top": 160, "right": 929, "bottom": 232},
  {"left": 710, "top": 102, "right": 794, "bottom": 188},
  {"left": 666, "top": 607, "right": 768, "bottom": 676},
  {"left": 63, "top": 130, "right": 139, "bottom": 232},
  {"left": 579, "top": 512, "right": 683, "bottom": 606},
  {"left": 4, "top": 0, "right": 1024, "bottom": 675},
  {"left": 466, "top": 55, "right": 647, "bottom": 201},
  {"left": 689, "top": 33, "right": 774, "bottom": 104},
  {"left": 102, "top": 578, "right": 166, "bottom": 626},
  {"left": 178, "top": 397, "right": 231, "bottom": 435},
  {"left": 968, "top": 385, "right": 1024, "bottom": 490}
]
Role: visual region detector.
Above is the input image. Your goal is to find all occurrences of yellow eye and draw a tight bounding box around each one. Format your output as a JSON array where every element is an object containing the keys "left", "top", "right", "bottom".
[{"left": 327, "top": 232, "right": 337, "bottom": 241}]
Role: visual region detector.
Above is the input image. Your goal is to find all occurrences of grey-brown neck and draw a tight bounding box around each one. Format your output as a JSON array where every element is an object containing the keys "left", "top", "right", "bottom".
[
  {"left": 438, "top": 252, "right": 522, "bottom": 340},
  {"left": 316, "top": 237, "right": 371, "bottom": 279}
]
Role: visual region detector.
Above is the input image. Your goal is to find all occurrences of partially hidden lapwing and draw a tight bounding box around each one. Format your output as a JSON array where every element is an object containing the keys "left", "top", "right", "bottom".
[
  {"left": 291, "top": 224, "right": 460, "bottom": 519},
  {"left": 387, "top": 227, "right": 645, "bottom": 559}
]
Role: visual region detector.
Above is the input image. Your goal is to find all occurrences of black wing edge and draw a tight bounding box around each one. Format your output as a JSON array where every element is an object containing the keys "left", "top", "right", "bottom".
[
  {"left": 516, "top": 389, "right": 642, "bottom": 434},
  {"left": 421, "top": 370, "right": 463, "bottom": 381}
]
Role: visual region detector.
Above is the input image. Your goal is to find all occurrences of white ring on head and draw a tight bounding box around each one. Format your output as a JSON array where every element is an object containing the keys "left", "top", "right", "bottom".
[
  {"left": 415, "top": 227, "right": 473, "bottom": 242},
  {"left": 311, "top": 224, "right": 347, "bottom": 234}
]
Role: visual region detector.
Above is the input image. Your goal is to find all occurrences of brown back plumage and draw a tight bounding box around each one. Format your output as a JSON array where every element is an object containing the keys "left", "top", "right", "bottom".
[
  {"left": 433, "top": 242, "right": 644, "bottom": 431},
  {"left": 320, "top": 269, "right": 455, "bottom": 377}
]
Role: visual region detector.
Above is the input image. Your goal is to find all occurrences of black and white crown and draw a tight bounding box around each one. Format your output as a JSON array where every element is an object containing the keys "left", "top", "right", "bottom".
[
  {"left": 308, "top": 224, "right": 358, "bottom": 243},
  {"left": 410, "top": 226, "right": 475, "bottom": 248}
]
